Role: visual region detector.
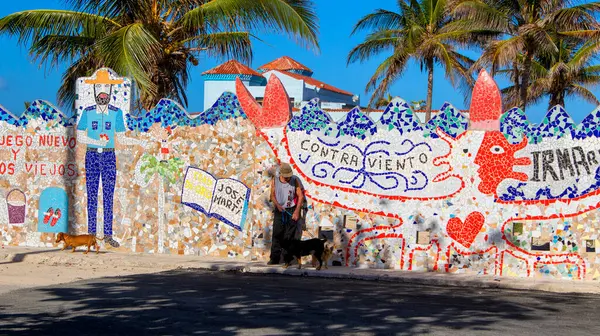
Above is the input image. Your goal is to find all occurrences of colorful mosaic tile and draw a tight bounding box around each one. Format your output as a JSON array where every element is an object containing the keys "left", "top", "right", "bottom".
[
  {"left": 0, "top": 100, "right": 75, "bottom": 128},
  {"left": 377, "top": 98, "right": 423, "bottom": 135},
  {"left": 335, "top": 107, "right": 377, "bottom": 139},
  {"left": 289, "top": 100, "right": 467, "bottom": 140},
  {"left": 501, "top": 106, "right": 576, "bottom": 144},
  {"left": 288, "top": 99, "right": 335, "bottom": 135},
  {"left": 126, "top": 92, "right": 245, "bottom": 132},
  {"left": 424, "top": 103, "right": 469, "bottom": 138},
  {"left": 5, "top": 67, "right": 600, "bottom": 282}
]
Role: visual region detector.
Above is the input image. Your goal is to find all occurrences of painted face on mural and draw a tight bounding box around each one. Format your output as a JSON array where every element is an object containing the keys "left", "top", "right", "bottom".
[
  {"left": 435, "top": 130, "right": 485, "bottom": 189},
  {"left": 437, "top": 130, "right": 531, "bottom": 195},
  {"left": 474, "top": 131, "right": 531, "bottom": 195},
  {"left": 94, "top": 83, "right": 112, "bottom": 105}
]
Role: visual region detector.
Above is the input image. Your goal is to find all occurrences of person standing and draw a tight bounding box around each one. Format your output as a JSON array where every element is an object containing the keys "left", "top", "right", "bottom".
[
  {"left": 76, "top": 70, "right": 146, "bottom": 248},
  {"left": 268, "top": 163, "right": 304, "bottom": 265}
]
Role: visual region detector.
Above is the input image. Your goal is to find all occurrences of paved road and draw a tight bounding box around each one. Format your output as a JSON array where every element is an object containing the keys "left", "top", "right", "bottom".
[{"left": 0, "top": 269, "right": 598, "bottom": 335}]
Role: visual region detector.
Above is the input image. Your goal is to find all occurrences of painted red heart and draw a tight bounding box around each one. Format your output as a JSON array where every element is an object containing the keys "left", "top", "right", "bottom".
[{"left": 447, "top": 212, "right": 485, "bottom": 248}]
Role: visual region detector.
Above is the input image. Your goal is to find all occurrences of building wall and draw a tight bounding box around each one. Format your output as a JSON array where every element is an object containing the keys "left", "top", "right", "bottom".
[
  {"left": 2, "top": 68, "right": 600, "bottom": 282},
  {"left": 204, "top": 80, "right": 237, "bottom": 111},
  {"left": 262, "top": 71, "right": 305, "bottom": 103},
  {"left": 302, "top": 85, "right": 355, "bottom": 106}
]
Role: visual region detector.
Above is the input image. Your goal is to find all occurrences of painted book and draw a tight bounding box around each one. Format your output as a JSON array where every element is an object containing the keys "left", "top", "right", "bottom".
[{"left": 181, "top": 167, "right": 250, "bottom": 231}]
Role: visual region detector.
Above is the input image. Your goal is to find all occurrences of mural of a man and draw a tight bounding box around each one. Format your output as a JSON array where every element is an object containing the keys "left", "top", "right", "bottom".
[{"left": 76, "top": 70, "right": 145, "bottom": 247}]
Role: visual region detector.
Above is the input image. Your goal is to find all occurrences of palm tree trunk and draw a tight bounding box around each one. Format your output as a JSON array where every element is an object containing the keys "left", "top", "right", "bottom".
[
  {"left": 157, "top": 177, "right": 165, "bottom": 254},
  {"left": 425, "top": 59, "right": 434, "bottom": 123},
  {"left": 549, "top": 92, "right": 565, "bottom": 109},
  {"left": 512, "top": 61, "right": 520, "bottom": 107},
  {"left": 520, "top": 52, "right": 533, "bottom": 112}
]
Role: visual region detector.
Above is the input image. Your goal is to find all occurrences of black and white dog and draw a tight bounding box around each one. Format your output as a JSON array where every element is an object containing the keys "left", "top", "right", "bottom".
[{"left": 282, "top": 235, "right": 327, "bottom": 270}]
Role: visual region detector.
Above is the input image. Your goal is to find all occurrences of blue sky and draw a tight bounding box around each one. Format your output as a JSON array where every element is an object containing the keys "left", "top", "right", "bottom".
[{"left": 0, "top": 0, "right": 598, "bottom": 123}]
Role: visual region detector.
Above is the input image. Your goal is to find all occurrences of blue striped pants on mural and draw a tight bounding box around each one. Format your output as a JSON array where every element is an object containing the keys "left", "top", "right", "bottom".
[{"left": 85, "top": 149, "right": 117, "bottom": 236}]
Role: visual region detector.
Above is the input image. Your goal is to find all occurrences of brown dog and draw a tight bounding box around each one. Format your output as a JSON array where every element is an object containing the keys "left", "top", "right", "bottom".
[{"left": 55, "top": 232, "right": 99, "bottom": 254}]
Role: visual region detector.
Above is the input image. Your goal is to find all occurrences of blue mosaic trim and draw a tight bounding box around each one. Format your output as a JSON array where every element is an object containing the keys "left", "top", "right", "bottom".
[
  {"left": 424, "top": 103, "right": 469, "bottom": 138},
  {"left": 378, "top": 99, "right": 423, "bottom": 135},
  {"left": 335, "top": 107, "right": 377, "bottom": 140},
  {"left": 288, "top": 99, "right": 335, "bottom": 136},
  {"left": 0, "top": 100, "right": 75, "bottom": 127},
  {"left": 288, "top": 99, "right": 467, "bottom": 139},
  {"left": 501, "top": 106, "right": 577, "bottom": 144},
  {"left": 126, "top": 92, "right": 245, "bottom": 132},
  {"left": 537, "top": 106, "right": 575, "bottom": 140},
  {"left": 499, "top": 167, "right": 600, "bottom": 201},
  {"left": 573, "top": 106, "right": 600, "bottom": 140},
  {"left": 500, "top": 108, "right": 530, "bottom": 144}
]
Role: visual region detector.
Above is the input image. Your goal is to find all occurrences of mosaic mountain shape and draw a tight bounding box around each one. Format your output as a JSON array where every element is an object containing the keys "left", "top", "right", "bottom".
[
  {"left": 500, "top": 108, "right": 530, "bottom": 144},
  {"left": 574, "top": 105, "right": 600, "bottom": 139},
  {"left": 0, "top": 100, "right": 75, "bottom": 127},
  {"left": 424, "top": 103, "right": 469, "bottom": 138},
  {"left": 288, "top": 98, "right": 336, "bottom": 136},
  {"left": 377, "top": 98, "right": 423, "bottom": 135},
  {"left": 288, "top": 98, "right": 468, "bottom": 140},
  {"left": 126, "top": 92, "right": 245, "bottom": 132},
  {"left": 501, "top": 106, "right": 577, "bottom": 144},
  {"left": 335, "top": 106, "right": 377, "bottom": 139},
  {"left": 537, "top": 106, "right": 576, "bottom": 140}
]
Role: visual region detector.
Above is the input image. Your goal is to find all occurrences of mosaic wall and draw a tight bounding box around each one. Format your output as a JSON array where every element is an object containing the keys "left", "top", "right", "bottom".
[
  {"left": 235, "top": 70, "right": 600, "bottom": 281},
  {"left": 0, "top": 68, "right": 279, "bottom": 260},
  {"left": 1, "top": 68, "right": 600, "bottom": 281}
]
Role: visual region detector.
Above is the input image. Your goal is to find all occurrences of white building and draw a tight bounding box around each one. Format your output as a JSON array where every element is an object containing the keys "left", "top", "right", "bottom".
[
  {"left": 202, "top": 56, "right": 468, "bottom": 123},
  {"left": 203, "top": 56, "right": 358, "bottom": 111}
]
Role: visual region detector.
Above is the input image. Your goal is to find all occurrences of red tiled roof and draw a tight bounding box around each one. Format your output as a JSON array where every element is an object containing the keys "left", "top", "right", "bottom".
[
  {"left": 202, "top": 60, "right": 263, "bottom": 77},
  {"left": 279, "top": 71, "right": 353, "bottom": 96},
  {"left": 258, "top": 56, "right": 312, "bottom": 72}
]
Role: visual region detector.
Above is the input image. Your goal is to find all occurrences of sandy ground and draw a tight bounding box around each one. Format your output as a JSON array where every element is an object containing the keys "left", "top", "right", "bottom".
[{"left": 0, "top": 247, "right": 227, "bottom": 295}]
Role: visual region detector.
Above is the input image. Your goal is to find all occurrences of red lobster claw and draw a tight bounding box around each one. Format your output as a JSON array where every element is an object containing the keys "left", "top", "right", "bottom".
[{"left": 236, "top": 75, "right": 291, "bottom": 129}]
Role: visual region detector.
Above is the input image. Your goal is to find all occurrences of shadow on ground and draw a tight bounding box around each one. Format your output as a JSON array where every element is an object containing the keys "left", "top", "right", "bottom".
[
  {"left": 0, "top": 269, "right": 598, "bottom": 335},
  {"left": 0, "top": 248, "right": 62, "bottom": 265}
]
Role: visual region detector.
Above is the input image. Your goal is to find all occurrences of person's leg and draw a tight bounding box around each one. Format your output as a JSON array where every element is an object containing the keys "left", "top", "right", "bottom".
[
  {"left": 283, "top": 207, "right": 299, "bottom": 242},
  {"left": 101, "top": 152, "right": 119, "bottom": 248},
  {"left": 268, "top": 210, "right": 284, "bottom": 264},
  {"left": 84, "top": 151, "right": 101, "bottom": 236}
]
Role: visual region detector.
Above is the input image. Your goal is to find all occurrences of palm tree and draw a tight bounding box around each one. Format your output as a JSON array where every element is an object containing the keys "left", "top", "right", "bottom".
[
  {"left": 454, "top": 0, "right": 600, "bottom": 111},
  {"left": 410, "top": 99, "right": 426, "bottom": 110},
  {"left": 500, "top": 38, "right": 600, "bottom": 110},
  {"left": 139, "top": 154, "right": 184, "bottom": 254},
  {"left": 0, "top": 0, "right": 318, "bottom": 110},
  {"left": 374, "top": 93, "right": 393, "bottom": 108},
  {"left": 347, "top": 0, "right": 485, "bottom": 122}
]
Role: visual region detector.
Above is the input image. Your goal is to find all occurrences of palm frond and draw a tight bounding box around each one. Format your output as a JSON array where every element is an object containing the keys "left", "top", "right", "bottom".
[
  {"left": 569, "top": 84, "right": 600, "bottom": 105},
  {"left": 351, "top": 9, "right": 404, "bottom": 34},
  {"left": 64, "top": 0, "right": 152, "bottom": 23},
  {"left": 57, "top": 54, "right": 99, "bottom": 111},
  {"left": 451, "top": 0, "right": 511, "bottom": 33},
  {"left": 347, "top": 30, "right": 403, "bottom": 64},
  {"left": 366, "top": 52, "right": 411, "bottom": 107},
  {"left": 96, "top": 23, "right": 162, "bottom": 102},
  {"left": 183, "top": 0, "right": 319, "bottom": 50},
  {"left": 30, "top": 35, "right": 95, "bottom": 66},
  {"left": 184, "top": 31, "right": 253, "bottom": 64},
  {"left": 0, "top": 10, "right": 118, "bottom": 45},
  {"left": 569, "top": 40, "right": 600, "bottom": 70}
]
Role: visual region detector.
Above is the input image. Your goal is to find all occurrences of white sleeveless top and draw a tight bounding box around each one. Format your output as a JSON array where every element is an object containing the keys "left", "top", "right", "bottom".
[{"left": 274, "top": 175, "right": 297, "bottom": 208}]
